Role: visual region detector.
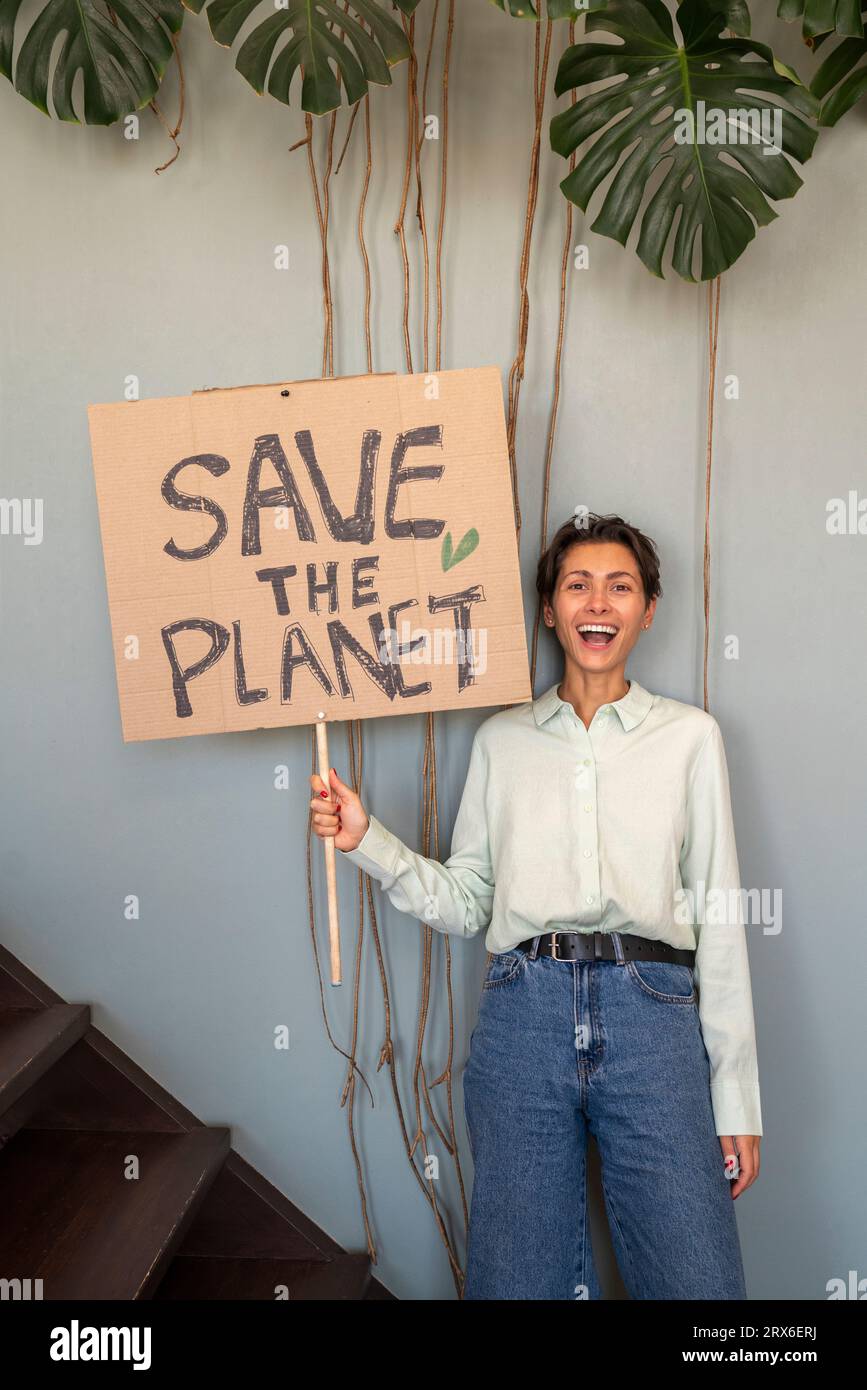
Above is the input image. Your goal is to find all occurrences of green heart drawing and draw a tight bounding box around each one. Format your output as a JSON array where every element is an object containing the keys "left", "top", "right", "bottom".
[{"left": 442, "top": 528, "right": 479, "bottom": 572}]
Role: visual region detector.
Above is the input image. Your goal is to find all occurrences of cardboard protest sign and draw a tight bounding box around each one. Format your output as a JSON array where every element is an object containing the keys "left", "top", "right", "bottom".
[{"left": 88, "top": 367, "right": 532, "bottom": 743}]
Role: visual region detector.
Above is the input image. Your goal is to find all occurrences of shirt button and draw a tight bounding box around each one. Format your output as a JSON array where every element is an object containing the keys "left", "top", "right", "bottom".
[
  {"left": 582, "top": 758, "right": 590, "bottom": 766},
  {"left": 583, "top": 849, "right": 592, "bottom": 858},
  {"left": 584, "top": 803, "right": 592, "bottom": 812},
  {"left": 586, "top": 894, "right": 595, "bottom": 904}
]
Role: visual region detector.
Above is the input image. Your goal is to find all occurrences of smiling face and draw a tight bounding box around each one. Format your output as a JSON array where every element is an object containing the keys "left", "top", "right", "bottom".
[{"left": 542, "top": 539, "right": 656, "bottom": 674}]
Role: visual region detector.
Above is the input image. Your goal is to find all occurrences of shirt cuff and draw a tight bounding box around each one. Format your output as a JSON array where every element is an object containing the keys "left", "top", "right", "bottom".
[
  {"left": 337, "top": 813, "right": 402, "bottom": 883},
  {"left": 710, "top": 1081, "right": 763, "bottom": 1137}
]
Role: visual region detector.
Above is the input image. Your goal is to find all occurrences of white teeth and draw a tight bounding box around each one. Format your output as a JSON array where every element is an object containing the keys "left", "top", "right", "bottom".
[{"left": 578, "top": 624, "right": 617, "bottom": 635}]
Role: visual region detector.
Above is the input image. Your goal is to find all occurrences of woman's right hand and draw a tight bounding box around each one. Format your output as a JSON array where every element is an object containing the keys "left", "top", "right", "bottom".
[{"left": 309, "top": 767, "right": 370, "bottom": 853}]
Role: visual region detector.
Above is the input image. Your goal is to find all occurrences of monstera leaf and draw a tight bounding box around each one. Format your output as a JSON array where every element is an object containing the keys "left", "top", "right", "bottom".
[
  {"left": 549, "top": 0, "right": 819, "bottom": 281},
  {"left": 777, "top": 0, "right": 864, "bottom": 38},
  {"left": 187, "top": 0, "right": 419, "bottom": 115},
  {"left": 808, "top": 6, "right": 867, "bottom": 122},
  {"left": 0, "top": 0, "right": 187, "bottom": 123}
]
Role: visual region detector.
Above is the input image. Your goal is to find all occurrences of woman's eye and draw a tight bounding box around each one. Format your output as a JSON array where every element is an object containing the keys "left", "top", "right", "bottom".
[{"left": 569, "top": 582, "right": 630, "bottom": 592}]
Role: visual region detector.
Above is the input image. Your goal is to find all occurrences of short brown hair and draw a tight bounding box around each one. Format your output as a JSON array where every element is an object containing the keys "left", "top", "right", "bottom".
[{"left": 535, "top": 512, "right": 662, "bottom": 608}]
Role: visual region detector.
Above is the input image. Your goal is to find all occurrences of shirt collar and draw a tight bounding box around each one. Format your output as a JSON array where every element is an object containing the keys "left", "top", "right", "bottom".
[{"left": 532, "top": 677, "right": 654, "bottom": 733}]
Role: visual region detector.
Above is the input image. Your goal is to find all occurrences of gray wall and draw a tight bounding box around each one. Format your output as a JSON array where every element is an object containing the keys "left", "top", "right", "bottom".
[{"left": 1, "top": 5, "right": 864, "bottom": 1300}]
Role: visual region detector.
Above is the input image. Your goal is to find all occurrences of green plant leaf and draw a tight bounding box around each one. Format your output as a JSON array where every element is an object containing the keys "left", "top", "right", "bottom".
[
  {"left": 0, "top": 0, "right": 187, "bottom": 123},
  {"left": 189, "top": 0, "right": 416, "bottom": 115},
  {"left": 777, "top": 0, "right": 863, "bottom": 40},
  {"left": 809, "top": 6, "right": 867, "bottom": 122},
  {"left": 549, "top": 0, "right": 819, "bottom": 282},
  {"left": 442, "top": 528, "right": 479, "bottom": 571}
]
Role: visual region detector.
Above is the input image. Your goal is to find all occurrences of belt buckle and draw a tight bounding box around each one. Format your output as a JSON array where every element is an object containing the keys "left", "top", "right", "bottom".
[{"left": 549, "top": 931, "right": 563, "bottom": 961}]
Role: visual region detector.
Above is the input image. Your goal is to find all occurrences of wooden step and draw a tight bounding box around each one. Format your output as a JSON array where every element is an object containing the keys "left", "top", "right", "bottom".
[
  {"left": 0, "top": 945, "right": 390, "bottom": 1299},
  {"left": 0, "top": 1005, "right": 91, "bottom": 1144},
  {"left": 154, "top": 1251, "right": 372, "bottom": 1300},
  {"left": 364, "top": 1273, "right": 396, "bottom": 1299},
  {"left": 0, "top": 1125, "right": 230, "bottom": 1299},
  {"left": 167, "top": 1160, "right": 345, "bottom": 1261}
]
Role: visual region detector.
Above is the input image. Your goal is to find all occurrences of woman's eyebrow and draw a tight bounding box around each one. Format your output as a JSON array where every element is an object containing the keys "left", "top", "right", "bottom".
[{"left": 563, "top": 569, "right": 637, "bottom": 580}]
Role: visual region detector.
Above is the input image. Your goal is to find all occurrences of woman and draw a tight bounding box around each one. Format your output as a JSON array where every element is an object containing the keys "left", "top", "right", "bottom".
[{"left": 310, "top": 512, "right": 761, "bottom": 1300}]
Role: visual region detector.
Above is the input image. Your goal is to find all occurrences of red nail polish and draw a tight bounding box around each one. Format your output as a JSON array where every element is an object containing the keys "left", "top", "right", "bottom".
[{"left": 320, "top": 790, "right": 327, "bottom": 798}]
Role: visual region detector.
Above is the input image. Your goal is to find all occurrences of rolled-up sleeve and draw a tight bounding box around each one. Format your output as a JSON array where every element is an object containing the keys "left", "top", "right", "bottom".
[
  {"left": 337, "top": 731, "right": 495, "bottom": 939},
  {"left": 679, "top": 719, "right": 763, "bottom": 1137}
]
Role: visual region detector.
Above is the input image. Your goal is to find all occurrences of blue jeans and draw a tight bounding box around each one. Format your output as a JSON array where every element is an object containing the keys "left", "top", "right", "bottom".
[{"left": 462, "top": 932, "right": 747, "bottom": 1300}]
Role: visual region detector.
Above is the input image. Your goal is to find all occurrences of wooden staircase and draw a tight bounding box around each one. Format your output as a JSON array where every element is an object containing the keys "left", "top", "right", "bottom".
[{"left": 0, "top": 944, "right": 393, "bottom": 1301}]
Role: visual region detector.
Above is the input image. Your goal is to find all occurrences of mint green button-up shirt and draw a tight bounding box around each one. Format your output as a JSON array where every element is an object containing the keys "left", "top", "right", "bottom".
[{"left": 339, "top": 677, "right": 762, "bottom": 1138}]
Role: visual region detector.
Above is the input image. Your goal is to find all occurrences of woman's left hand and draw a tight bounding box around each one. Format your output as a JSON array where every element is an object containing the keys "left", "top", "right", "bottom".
[{"left": 719, "top": 1135, "right": 760, "bottom": 1198}]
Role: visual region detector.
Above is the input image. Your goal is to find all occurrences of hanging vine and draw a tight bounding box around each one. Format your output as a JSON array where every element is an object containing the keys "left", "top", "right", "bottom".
[
  {"left": 295, "top": 1, "right": 471, "bottom": 1293},
  {"left": 530, "top": 18, "right": 577, "bottom": 693},
  {"left": 148, "top": 28, "right": 186, "bottom": 175},
  {"left": 397, "top": 1, "right": 470, "bottom": 1295},
  {"left": 505, "top": 18, "right": 555, "bottom": 541}
]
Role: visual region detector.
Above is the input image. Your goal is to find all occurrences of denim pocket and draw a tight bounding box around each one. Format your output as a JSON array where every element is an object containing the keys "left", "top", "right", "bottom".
[
  {"left": 625, "top": 958, "right": 696, "bottom": 1005},
  {"left": 482, "top": 948, "right": 529, "bottom": 991}
]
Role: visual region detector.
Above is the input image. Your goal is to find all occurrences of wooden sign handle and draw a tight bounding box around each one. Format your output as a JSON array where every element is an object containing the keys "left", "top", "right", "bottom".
[{"left": 315, "top": 716, "right": 342, "bottom": 987}]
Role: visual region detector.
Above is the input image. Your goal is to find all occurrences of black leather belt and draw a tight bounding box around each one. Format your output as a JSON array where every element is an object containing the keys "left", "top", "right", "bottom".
[{"left": 516, "top": 931, "right": 695, "bottom": 966}]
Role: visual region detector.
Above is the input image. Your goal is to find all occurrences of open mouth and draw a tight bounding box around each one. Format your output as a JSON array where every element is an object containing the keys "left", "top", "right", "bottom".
[{"left": 577, "top": 624, "right": 618, "bottom": 650}]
